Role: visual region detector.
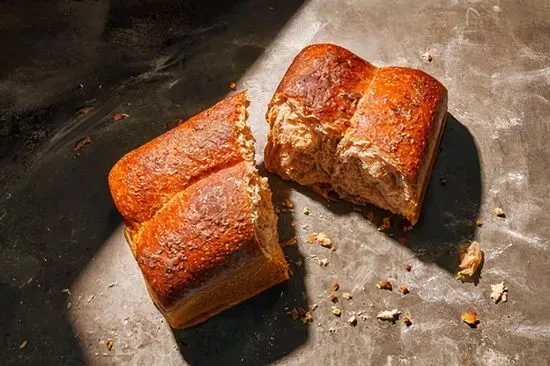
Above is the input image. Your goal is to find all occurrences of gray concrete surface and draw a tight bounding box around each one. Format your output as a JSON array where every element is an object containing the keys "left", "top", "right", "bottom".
[{"left": 1, "top": 0, "right": 549, "bottom": 365}]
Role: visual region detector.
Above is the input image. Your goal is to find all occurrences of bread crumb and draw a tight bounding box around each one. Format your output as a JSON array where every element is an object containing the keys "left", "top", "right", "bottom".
[
  {"left": 112, "top": 113, "right": 130, "bottom": 121},
  {"left": 456, "top": 241, "right": 484, "bottom": 282},
  {"left": 311, "top": 303, "right": 318, "bottom": 311},
  {"left": 404, "top": 264, "right": 412, "bottom": 272},
  {"left": 490, "top": 282, "right": 508, "bottom": 304},
  {"left": 281, "top": 198, "right": 294, "bottom": 209},
  {"left": 328, "top": 291, "right": 338, "bottom": 303},
  {"left": 19, "top": 340, "right": 28, "bottom": 350},
  {"left": 377, "top": 309, "right": 401, "bottom": 322},
  {"left": 399, "top": 285, "right": 410, "bottom": 295},
  {"left": 329, "top": 328, "right": 337, "bottom": 334},
  {"left": 75, "top": 106, "right": 94, "bottom": 116},
  {"left": 61, "top": 288, "right": 71, "bottom": 296},
  {"left": 494, "top": 207, "right": 506, "bottom": 218},
  {"left": 377, "top": 279, "right": 393, "bottom": 291},
  {"left": 342, "top": 292, "right": 352, "bottom": 300},
  {"left": 461, "top": 310, "right": 479, "bottom": 328},
  {"left": 422, "top": 51, "right": 433, "bottom": 62},
  {"left": 378, "top": 217, "right": 391, "bottom": 231},
  {"left": 87, "top": 294, "right": 95, "bottom": 303},
  {"left": 228, "top": 81, "right": 237, "bottom": 90},
  {"left": 280, "top": 237, "right": 297, "bottom": 247},
  {"left": 289, "top": 307, "right": 313, "bottom": 324},
  {"left": 74, "top": 136, "right": 92, "bottom": 152},
  {"left": 403, "top": 316, "right": 412, "bottom": 327},
  {"left": 319, "top": 258, "right": 329, "bottom": 267},
  {"left": 307, "top": 232, "right": 332, "bottom": 248},
  {"left": 332, "top": 283, "right": 340, "bottom": 291},
  {"left": 475, "top": 219, "right": 483, "bottom": 227},
  {"left": 348, "top": 315, "right": 357, "bottom": 326},
  {"left": 331, "top": 306, "right": 342, "bottom": 317},
  {"left": 303, "top": 207, "right": 310, "bottom": 215},
  {"left": 106, "top": 339, "right": 113, "bottom": 351}
]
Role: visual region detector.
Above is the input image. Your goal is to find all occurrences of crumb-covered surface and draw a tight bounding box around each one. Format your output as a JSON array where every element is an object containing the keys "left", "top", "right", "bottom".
[{"left": 1, "top": 0, "right": 549, "bottom": 365}]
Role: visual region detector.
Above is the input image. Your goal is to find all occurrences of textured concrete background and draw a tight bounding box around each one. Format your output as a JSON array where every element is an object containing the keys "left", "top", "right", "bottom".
[{"left": 0, "top": 0, "right": 549, "bottom": 365}]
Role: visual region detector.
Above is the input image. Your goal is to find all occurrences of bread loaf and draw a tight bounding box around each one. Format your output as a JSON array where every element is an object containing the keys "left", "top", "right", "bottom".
[
  {"left": 109, "top": 91, "right": 288, "bottom": 328},
  {"left": 265, "top": 44, "right": 448, "bottom": 224}
]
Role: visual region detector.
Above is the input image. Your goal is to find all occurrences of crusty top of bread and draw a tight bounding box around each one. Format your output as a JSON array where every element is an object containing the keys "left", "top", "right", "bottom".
[
  {"left": 351, "top": 67, "right": 448, "bottom": 181},
  {"left": 135, "top": 161, "right": 264, "bottom": 306},
  {"left": 269, "top": 44, "right": 447, "bottom": 183},
  {"left": 108, "top": 91, "right": 250, "bottom": 228},
  {"left": 268, "top": 44, "right": 377, "bottom": 133}
]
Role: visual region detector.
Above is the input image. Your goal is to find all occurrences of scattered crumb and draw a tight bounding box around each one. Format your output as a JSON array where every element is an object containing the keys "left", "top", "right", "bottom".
[
  {"left": 289, "top": 307, "right": 313, "bottom": 324},
  {"left": 461, "top": 310, "right": 479, "bottom": 328},
  {"left": 490, "top": 282, "right": 508, "bottom": 304},
  {"left": 494, "top": 207, "right": 506, "bottom": 218},
  {"left": 378, "top": 217, "right": 391, "bottom": 231},
  {"left": 405, "top": 264, "right": 412, "bottom": 272},
  {"left": 112, "top": 113, "right": 130, "bottom": 122},
  {"left": 228, "top": 81, "right": 237, "bottom": 90},
  {"left": 87, "top": 295, "right": 95, "bottom": 303},
  {"left": 331, "top": 306, "right": 342, "bottom": 317},
  {"left": 307, "top": 232, "right": 332, "bottom": 248},
  {"left": 311, "top": 303, "right": 318, "bottom": 311},
  {"left": 328, "top": 291, "right": 338, "bottom": 303},
  {"left": 366, "top": 211, "right": 375, "bottom": 221},
  {"left": 403, "top": 316, "right": 412, "bottom": 327},
  {"left": 456, "top": 241, "right": 484, "bottom": 282},
  {"left": 61, "top": 288, "right": 71, "bottom": 296},
  {"left": 332, "top": 283, "right": 340, "bottom": 291},
  {"left": 439, "top": 177, "right": 447, "bottom": 186},
  {"left": 67, "top": 302, "right": 72, "bottom": 310},
  {"left": 280, "top": 237, "right": 297, "bottom": 247},
  {"left": 422, "top": 51, "right": 433, "bottom": 63},
  {"left": 319, "top": 258, "right": 329, "bottom": 267},
  {"left": 329, "top": 328, "right": 337, "bottom": 334},
  {"left": 19, "top": 340, "right": 28, "bottom": 350},
  {"left": 492, "top": 5, "right": 501, "bottom": 12},
  {"left": 403, "top": 224, "right": 413, "bottom": 232},
  {"left": 475, "top": 219, "right": 483, "bottom": 227},
  {"left": 342, "top": 292, "right": 352, "bottom": 300},
  {"left": 74, "top": 136, "right": 92, "bottom": 152},
  {"left": 281, "top": 198, "right": 294, "bottom": 209},
  {"left": 107, "top": 282, "right": 117, "bottom": 288},
  {"left": 303, "top": 207, "right": 310, "bottom": 215},
  {"left": 75, "top": 106, "right": 94, "bottom": 116},
  {"left": 399, "top": 285, "right": 410, "bottom": 295},
  {"left": 377, "top": 279, "right": 393, "bottom": 291},
  {"left": 348, "top": 315, "right": 357, "bottom": 326},
  {"left": 377, "top": 309, "right": 401, "bottom": 322},
  {"left": 106, "top": 339, "right": 113, "bottom": 351}
]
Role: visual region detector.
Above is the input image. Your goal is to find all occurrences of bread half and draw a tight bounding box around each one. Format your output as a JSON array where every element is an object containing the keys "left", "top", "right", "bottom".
[
  {"left": 109, "top": 91, "right": 288, "bottom": 328},
  {"left": 265, "top": 44, "right": 448, "bottom": 224}
]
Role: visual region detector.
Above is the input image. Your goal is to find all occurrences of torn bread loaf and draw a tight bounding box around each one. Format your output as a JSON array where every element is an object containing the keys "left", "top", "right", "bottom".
[
  {"left": 108, "top": 91, "right": 288, "bottom": 328},
  {"left": 265, "top": 44, "right": 448, "bottom": 223}
]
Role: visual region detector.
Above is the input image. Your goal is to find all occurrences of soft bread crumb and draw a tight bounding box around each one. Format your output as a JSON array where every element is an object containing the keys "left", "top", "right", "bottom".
[
  {"left": 377, "top": 279, "right": 393, "bottom": 291},
  {"left": 490, "top": 282, "right": 508, "bottom": 304},
  {"left": 456, "top": 241, "right": 484, "bottom": 282},
  {"left": 377, "top": 309, "right": 401, "bottom": 322},
  {"left": 306, "top": 232, "right": 332, "bottom": 248}
]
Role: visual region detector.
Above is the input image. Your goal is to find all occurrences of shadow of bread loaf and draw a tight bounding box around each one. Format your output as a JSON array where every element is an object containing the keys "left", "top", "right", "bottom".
[
  {"left": 265, "top": 44, "right": 448, "bottom": 224},
  {"left": 108, "top": 91, "right": 288, "bottom": 329}
]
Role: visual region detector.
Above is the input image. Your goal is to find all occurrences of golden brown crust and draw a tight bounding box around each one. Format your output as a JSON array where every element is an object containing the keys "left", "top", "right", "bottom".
[
  {"left": 108, "top": 92, "right": 289, "bottom": 328},
  {"left": 351, "top": 67, "right": 447, "bottom": 181},
  {"left": 136, "top": 162, "right": 261, "bottom": 304},
  {"left": 108, "top": 91, "right": 249, "bottom": 229},
  {"left": 268, "top": 43, "right": 376, "bottom": 133},
  {"left": 265, "top": 44, "right": 448, "bottom": 224}
]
